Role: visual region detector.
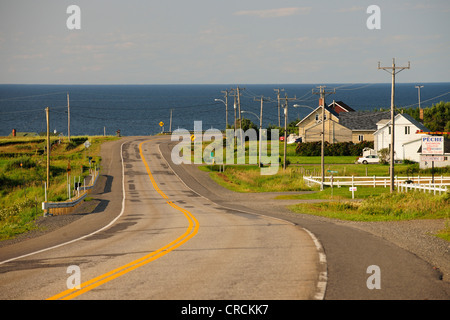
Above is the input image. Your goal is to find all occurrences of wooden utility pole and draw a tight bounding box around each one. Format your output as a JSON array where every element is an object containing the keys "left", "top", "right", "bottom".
[
  {"left": 221, "top": 89, "right": 229, "bottom": 128},
  {"left": 378, "top": 58, "right": 410, "bottom": 193},
  {"left": 415, "top": 85, "right": 424, "bottom": 121},
  {"left": 67, "top": 93, "right": 70, "bottom": 142},
  {"left": 254, "top": 96, "right": 269, "bottom": 167},
  {"left": 169, "top": 109, "right": 173, "bottom": 133},
  {"left": 45, "top": 107, "right": 50, "bottom": 202},
  {"left": 312, "top": 86, "right": 335, "bottom": 190},
  {"left": 282, "top": 93, "right": 297, "bottom": 170},
  {"left": 274, "top": 88, "right": 284, "bottom": 127}
]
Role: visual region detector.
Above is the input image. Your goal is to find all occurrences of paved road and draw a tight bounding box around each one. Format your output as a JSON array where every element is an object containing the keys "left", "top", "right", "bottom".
[
  {"left": 159, "top": 138, "right": 450, "bottom": 300},
  {"left": 0, "top": 136, "right": 323, "bottom": 300}
]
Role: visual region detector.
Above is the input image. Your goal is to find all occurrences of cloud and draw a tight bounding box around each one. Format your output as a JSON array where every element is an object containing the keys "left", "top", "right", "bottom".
[
  {"left": 234, "top": 7, "right": 311, "bottom": 18},
  {"left": 336, "top": 6, "right": 364, "bottom": 13}
]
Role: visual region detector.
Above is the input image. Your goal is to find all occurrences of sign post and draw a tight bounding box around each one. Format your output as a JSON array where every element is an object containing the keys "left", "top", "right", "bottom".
[
  {"left": 349, "top": 186, "right": 357, "bottom": 199},
  {"left": 422, "top": 136, "right": 444, "bottom": 184}
]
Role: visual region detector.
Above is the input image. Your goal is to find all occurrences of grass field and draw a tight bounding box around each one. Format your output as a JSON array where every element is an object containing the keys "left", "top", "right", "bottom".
[
  {"left": 199, "top": 143, "right": 450, "bottom": 241},
  {"left": 0, "top": 135, "right": 119, "bottom": 240}
]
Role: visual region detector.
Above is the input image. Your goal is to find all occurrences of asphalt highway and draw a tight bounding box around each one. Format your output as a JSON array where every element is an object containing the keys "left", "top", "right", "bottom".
[
  {"left": 0, "top": 135, "right": 448, "bottom": 301},
  {"left": 0, "top": 136, "right": 323, "bottom": 300}
]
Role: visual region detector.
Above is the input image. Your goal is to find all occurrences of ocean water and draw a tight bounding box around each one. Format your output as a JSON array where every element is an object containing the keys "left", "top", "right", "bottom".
[{"left": 0, "top": 83, "right": 449, "bottom": 137}]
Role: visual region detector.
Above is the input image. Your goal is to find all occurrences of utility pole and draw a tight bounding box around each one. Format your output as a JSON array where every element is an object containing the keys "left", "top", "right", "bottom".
[
  {"left": 312, "top": 86, "right": 335, "bottom": 190},
  {"left": 45, "top": 107, "right": 50, "bottom": 207},
  {"left": 415, "top": 85, "right": 424, "bottom": 122},
  {"left": 221, "top": 89, "right": 229, "bottom": 128},
  {"left": 274, "top": 88, "right": 284, "bottom": 127},
  {"left": 230, "top": 88, "right": 237, "bottom": 130},
  {"left": 67, "top": 92, "right": 70, "bottom": 142},
  {"left": 169, "top": 109, "right": 173, "bottom": 133},
  {"left": 254, "top": 96, "right": 269, "bottom": 167},
  {"left": 282, "top": 93, "right": 297, "bottom": 170},
  {"left": 378, "top": 58, "right": 410, "bottom": 193}
]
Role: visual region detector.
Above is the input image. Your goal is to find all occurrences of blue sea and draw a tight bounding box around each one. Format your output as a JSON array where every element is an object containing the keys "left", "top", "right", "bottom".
[{"left": 0, "top": 83, "right": 449, "bottom": 137}]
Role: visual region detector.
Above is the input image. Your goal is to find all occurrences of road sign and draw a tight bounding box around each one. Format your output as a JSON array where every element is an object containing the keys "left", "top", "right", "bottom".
[
  {"left": 422, "top": 136, "right": 444, "bottom": 155},
  {"left": 191, "top": 135, "right": 195, "bottom": 142},
  {"left": 421, "top": 155, "right": 444, "bottom": 162},
  {"left": 159, "top": 122, "right": 164, "bottom": 127},
  {"left": 349, "top": 186, "right": 357, "bottom": 199}
]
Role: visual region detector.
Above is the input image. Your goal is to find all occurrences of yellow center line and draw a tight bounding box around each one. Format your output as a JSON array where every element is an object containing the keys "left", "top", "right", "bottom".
[{"left": 47, "top": 139, "right": 199, "bottom": 300}]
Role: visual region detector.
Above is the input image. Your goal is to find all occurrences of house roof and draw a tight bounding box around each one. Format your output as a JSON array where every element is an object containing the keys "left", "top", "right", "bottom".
[
  {"left": 399, "top": 113, "right": 429, "bottom": 132},
  {"left": 339, "top": 111, "right": 391, "bottom": 131},
  {"left": 296, "top": 105, "right": 340, "bottom": 126},
  {"left": 374, "top": 113, "right": 430, "bottom": 134},
  {"left": 329, "top": 101, "right": 355, "bottom": 113}
]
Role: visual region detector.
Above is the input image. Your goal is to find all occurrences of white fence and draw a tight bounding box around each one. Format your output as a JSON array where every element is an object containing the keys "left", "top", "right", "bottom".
[
  {"left": 304, "top": 175, "right": 450, "bottom": 192},
  {"left": 398, "top": 182, "right": 448, "bottom": 195}
]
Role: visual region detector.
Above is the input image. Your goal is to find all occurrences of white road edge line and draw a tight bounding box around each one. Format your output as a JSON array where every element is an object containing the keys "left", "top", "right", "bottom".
[
  {"left": 157, "top": 141, "right": 328, "bottom": 300},
  {"left": 0, "top": 140, "right": 128, "bottom": 266}
]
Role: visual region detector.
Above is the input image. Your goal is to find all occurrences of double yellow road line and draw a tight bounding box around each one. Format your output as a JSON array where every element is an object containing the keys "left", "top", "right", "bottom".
[{"left": 48, "top": 139, "right": 199, "bottom": 300}]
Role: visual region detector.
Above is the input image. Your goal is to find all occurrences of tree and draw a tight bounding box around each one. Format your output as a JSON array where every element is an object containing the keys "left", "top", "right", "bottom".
[{"left": 378, "top": 148, "right": 390, "bottom": 165}]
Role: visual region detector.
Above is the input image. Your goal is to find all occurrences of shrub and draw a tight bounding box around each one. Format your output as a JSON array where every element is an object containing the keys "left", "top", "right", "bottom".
[
  {"left": 295, "top": 141, "right": 374, "bottom": 156},
  {"left": 5, "top": 156, "right": 36, "bottom": 170},
  {"left": 0, "top": 198, "right": 36, "bottom": 222}
]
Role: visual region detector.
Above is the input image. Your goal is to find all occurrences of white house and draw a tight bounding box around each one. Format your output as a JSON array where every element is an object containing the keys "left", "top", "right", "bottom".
[{"left": 374, "top": 113, "right": 430, "bottom": 163}]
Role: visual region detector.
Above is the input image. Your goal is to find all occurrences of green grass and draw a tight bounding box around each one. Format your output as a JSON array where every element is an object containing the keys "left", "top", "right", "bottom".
[
  {"left": 200, "top": 165, "right": 311, "bottom": 193},
  {"left": 0, "top": 135, "right": 119, "bottom": 240},
  {"left": 288, "top": 191, "right": 450, "bottom": 222},
  {"left": 276, "top": 185, "right": 391, "bottom": 200}
]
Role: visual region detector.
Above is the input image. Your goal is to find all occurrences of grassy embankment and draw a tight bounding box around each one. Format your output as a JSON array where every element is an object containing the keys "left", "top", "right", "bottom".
[
  {"left": 0, "top": 135, "right": 119, "bottom": 240},
  {"left": 196, "top": 141, "right": 450, "bottom": 241}
]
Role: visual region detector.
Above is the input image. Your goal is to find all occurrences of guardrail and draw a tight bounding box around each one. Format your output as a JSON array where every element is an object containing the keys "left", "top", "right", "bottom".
[{"left": 42, "top": 167, "right": 100, "bottom": 216}]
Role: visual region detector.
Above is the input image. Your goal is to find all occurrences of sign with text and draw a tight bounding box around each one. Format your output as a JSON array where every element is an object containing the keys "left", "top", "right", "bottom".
[
  {"left": 421, "top": 155, "right": 444, "bottom": 162},
  {"left": 422, "top": 136, "right": 444, "bottom": 155}
]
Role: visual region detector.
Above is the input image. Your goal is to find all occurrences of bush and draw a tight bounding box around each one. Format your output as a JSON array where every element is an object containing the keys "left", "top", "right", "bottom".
[
  {"left": 295, "top": 141, "right": 374, "bottom": 156},
  {"left": 0, "top": 198, "right": 36, "bottom": 222},
  {"left": 5, "top": 156, "right": 36, "bottom": 170},
  {"left": 65, "top": 137, "right": 88, "bottom": 151}
]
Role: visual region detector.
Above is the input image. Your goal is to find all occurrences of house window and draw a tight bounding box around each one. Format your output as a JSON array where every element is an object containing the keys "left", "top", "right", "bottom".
[
  {"left": 315, "top": 114, "right": 319, "bottom": 121},
  {"left": 405, "top": 126, "right": 410, "bottom": 134},
  {"left": 389, "top": 126, "right": 391, "bottom": 134},
  {"left": 358, "top": 135, "right": 364, "bottom": 142}
]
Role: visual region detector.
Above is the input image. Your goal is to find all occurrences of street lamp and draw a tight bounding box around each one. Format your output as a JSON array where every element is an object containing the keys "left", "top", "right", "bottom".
[
  {"left": 293, "top": 104, "right": 315, "bottom": 111},
  {"left": 241, "top": 110, "right": 262, "bottom": 167},
  {"left": 214, "top": 98, "right": 228, "bottom": 129}
]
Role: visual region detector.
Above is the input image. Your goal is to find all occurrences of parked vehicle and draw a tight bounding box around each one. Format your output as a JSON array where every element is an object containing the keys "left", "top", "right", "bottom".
[{"left": 356, "top": 155, "right": 379, "bottom": 164}]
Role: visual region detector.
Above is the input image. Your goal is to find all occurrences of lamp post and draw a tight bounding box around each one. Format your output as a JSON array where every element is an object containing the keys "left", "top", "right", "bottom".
[
  {"left": 214, "top": 98, "right": 228, "bottom": 130},
  {"left": 241, "top": 110, "right": 262, "bottom": 167}
]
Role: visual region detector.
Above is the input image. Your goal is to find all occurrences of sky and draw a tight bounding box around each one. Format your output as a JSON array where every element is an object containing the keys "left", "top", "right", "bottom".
[{"left": 0, "top": 0, "right": 449, "bottom": 85}]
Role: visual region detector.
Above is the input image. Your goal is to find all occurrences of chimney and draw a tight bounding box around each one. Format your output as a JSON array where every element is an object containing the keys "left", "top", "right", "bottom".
[
  {"left": 12, "top": 129, "right": 16, "bottom": 137},
  {"left": 319, "top": 98, "right": 324, "bottom": 107}
]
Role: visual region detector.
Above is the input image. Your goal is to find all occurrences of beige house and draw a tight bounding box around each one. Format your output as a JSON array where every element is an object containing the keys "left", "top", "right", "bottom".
[
  {"left": 296, "top": 101, "right": 391, "bottom": 144},
  {"left": 297, "top": 106, "right": 351, "bottom": 143}
]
